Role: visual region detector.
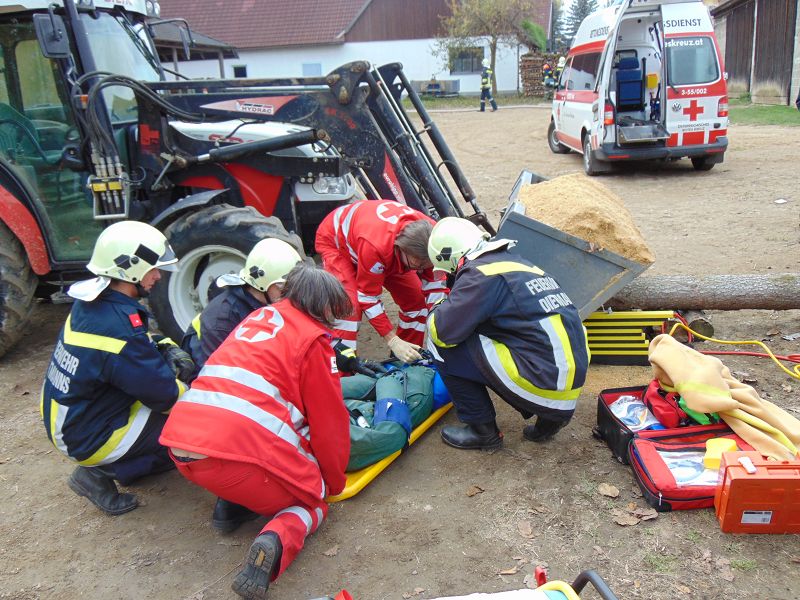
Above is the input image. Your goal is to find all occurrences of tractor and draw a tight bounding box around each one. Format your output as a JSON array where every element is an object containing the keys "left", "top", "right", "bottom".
[{"left": 0, "top": 0, "right": 489, "bottom": 356}]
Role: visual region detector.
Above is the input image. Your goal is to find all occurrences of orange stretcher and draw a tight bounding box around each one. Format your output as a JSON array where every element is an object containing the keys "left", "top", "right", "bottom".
[{"left": 326, "top": 403, "right": 452, "bottom": 502}]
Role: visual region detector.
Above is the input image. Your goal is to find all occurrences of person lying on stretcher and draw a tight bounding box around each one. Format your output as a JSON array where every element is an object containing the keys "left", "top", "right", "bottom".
[{"left": 335, "top": 346, "right": 450, "bottom": 472}]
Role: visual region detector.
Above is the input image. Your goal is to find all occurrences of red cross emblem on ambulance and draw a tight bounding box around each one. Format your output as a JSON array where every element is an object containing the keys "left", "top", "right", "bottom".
[{"left": 682, "top": 99, "right": 704, "bottom": 121}]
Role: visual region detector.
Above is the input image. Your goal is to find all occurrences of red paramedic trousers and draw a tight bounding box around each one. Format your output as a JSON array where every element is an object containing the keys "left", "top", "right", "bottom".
[{"left": 175, "top": 456, "right": 327, "bottom": 578}]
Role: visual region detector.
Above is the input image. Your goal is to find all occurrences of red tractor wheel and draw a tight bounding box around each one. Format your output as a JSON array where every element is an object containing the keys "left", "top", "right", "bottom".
[
  {"left": 0, "top": 221, "right": 37, "bottom": 358},
  {"left": 148, "top": 204, "right": 305, "bottom": 341}
]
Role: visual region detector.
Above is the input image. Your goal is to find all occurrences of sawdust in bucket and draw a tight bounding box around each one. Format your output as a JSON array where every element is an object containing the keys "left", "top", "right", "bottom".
[{"left": 517, "top": 173, "right": 655, "bottom": 265}]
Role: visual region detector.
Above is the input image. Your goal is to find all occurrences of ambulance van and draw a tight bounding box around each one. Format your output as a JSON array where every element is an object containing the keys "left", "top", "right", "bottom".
[{"left": 548, "top": 0, "right": 728, "bottom": 175}]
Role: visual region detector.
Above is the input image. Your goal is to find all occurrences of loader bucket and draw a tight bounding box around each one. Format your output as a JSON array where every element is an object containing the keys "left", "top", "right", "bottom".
[{"left": 497, "top": 170, "right": 649, "bottom": 321}]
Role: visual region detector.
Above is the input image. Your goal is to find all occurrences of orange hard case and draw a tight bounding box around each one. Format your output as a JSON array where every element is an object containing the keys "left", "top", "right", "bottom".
[{"left": 714, "top": 451, "right": 800, "bottom": 534}]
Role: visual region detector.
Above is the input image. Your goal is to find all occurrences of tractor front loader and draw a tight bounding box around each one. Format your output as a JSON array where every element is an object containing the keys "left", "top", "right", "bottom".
[{"left": 0, "top": 0, "right": 487, "bottom": 356}]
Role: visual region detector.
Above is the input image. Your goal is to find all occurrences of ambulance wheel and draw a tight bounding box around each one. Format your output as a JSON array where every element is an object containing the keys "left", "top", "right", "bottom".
[
  {"left": 149, "top": 204, "right": 305, "bottom": 341},
  {"left": 0, "top": 221, "right": 37, "bottom": 359},
  {"left": 582, "top": 135, "right": 605, "bottom": 176},
  {"left": 691, "top": 157, "right": 715, "bottom": 171},
  {"left": 548, "top": 120, "right": 570, "bottom": 154}
]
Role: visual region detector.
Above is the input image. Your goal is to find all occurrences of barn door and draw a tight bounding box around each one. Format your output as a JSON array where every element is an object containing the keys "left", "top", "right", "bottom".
[{"left": 752, "top": 0, "right": 797, "bottom": 102}]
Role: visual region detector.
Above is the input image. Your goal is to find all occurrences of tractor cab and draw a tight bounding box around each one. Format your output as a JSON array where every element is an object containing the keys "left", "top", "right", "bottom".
[{"left": 0, "top": 0, "right": 161, "bottom": 264}]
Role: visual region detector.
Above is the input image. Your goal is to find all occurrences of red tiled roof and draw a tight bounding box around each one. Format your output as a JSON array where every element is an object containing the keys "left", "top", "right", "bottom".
[{"left": 159, "top": 0, "right": 369, "bottom": 49}]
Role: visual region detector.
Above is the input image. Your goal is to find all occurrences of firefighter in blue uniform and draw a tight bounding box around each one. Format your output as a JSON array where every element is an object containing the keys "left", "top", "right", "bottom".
[
  {"left": 479, "top": 58, "right": 498, "bottom": 112},
  {"left": 41, "top": 221, "right": 193, "bottom": 515},
  {"left": 182, "top": 237, "right": 302, "bottom": 374},
  {"left": 425, "top": 218, "right": 589, "bottom": 449}
]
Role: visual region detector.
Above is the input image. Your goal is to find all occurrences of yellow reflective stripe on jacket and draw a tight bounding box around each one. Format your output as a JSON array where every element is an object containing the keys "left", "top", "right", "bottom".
[
  {"left": 428, "top": 313, "right": 455, "bottom": 348},
  {"left": 542, "top": 314, "right": 576, "bottom": 391},
  {"left": 49, "top": 398, "right": 61, "bottom": 451},
  {"left": 63, "top": 315, "right": 127, "bottom": 354},
  {"left": 191, "top": 313, "right": 202, "bottom": 339},
  {"left": 489, "top": 338, "right": 581, "bottom": 401},
  {"left": 78, "top": 401, "right": 151, "bottom": 466},
  {"left": 45, "top": 397, "right": 69, "bottom": 455},
  {"left": 476, "top": 262, "right": 544, "bottom": 277}
]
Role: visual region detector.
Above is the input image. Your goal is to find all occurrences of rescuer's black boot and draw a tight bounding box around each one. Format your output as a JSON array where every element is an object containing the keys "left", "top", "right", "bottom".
[
  {"left": 212, "top": 498, "right": 259, "bottom": 534},
  {"left": 68, "top": 466, "right": 138, "bottom": 516},
  {"left": 441, "top": 421, "right": 503, "bottom": 450},
  {"left": 523, "top": 417, "right": 568, "bottom": 443},
  {"left": 232, "top": 531, "right": 283, "bottom": 599}
]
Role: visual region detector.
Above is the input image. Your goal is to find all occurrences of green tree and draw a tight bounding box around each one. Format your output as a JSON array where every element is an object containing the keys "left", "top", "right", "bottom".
[
  {"left": 520, "top": 20, "right": 547, "bottom": 51},
  {"left": 549, "top": 0, "right": 567, "bottom": 52},
  {"left": 438, "top": 0, "right": 537, "bottom": 95},
  {"left": 563, "top": 0, "right": 598, "bottom": 47}
]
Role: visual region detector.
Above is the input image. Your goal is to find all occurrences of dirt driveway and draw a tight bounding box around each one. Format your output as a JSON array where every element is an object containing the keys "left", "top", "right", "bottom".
[{"left": 1, "top": 106, "right": 799, "bottom": 600}]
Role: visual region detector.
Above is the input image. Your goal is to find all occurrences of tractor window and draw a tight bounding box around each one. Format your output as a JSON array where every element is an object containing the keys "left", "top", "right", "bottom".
[
  {"left": 0, "top": 19, "right": 102, "bottom": 263},
  {"left": 0, "top": 57, "right": 8, "bottom": 103},
  {"left": 16, "top": 39, "right": 65, "bottom": 121},
  {"left": 81, "top": 12, "right": 161, "bottom": 123}
]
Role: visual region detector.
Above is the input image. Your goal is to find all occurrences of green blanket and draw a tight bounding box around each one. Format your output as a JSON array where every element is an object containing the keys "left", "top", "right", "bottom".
[{"left": 342, "top": 365, "right": 435, "bottom": 471}]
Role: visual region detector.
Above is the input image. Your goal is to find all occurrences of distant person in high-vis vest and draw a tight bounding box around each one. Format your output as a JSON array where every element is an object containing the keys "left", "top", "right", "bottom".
[
  {"left": 41, "top": 221, "right": 192, "bottom": 515},
  {"left": 425, "top": 218, "right": 589, "bottom": 450},
  {"left": 480, "top": 58, "right": 498, "bottom": 112}
]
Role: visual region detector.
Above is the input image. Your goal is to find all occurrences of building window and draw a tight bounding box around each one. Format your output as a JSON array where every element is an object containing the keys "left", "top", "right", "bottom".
[
  {"left": 233, "top": 65, "right": 247, "bottom": 78},
  {"left": 302, "top": 63, "right": 322, "bottom": 77},
  {"left": 449, "top": 47, "right": 483, "bottom": 74}
]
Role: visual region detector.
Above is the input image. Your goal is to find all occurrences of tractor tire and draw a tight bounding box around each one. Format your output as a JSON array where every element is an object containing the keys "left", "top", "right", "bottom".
[
  {"left": 547, "top": 120, "right": 570, "bottom": 154},
  {"left": 149, "top": 204, "right": 305, "bottom": 341},
  {"left": 691, "top": 157, "right": 715, "bottom": 171},
  {"left": 0, "top": 221, "right": 37, "bottom": 359}
]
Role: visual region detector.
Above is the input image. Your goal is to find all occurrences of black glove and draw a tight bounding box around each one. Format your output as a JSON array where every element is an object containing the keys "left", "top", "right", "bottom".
[
  {"left": 334, "top": 342, "right": 381, "bottom": 377},
  {"left": 156, "top": 338, "right": 196, "bottom": 382},
  {"left": 334, "top": 342, "right": 359, "bottom": 373}
]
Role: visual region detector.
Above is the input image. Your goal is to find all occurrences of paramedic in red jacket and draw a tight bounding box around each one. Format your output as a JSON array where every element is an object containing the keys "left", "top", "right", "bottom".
[
  {"left": 315, "top": 199, "right": 447, "bottom": 362},
  {"left": 159, "top": 263, "right": 352, "bottom": 600}
]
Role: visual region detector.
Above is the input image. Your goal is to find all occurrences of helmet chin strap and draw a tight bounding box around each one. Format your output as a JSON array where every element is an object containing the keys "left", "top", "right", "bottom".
[{"left": 135, "top": 283, "right": 149, "bottom": 298}]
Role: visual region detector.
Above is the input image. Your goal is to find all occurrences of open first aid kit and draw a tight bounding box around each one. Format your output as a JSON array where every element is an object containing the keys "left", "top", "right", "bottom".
[
  {"left": 628, "top": 425, "right": 753, "bottom": 512},
  {"left": 593, "top": 380, "right": 723, "bottom": 465},
  {"left": 594, "top": 383, "right": 755, "bottom": 512}
]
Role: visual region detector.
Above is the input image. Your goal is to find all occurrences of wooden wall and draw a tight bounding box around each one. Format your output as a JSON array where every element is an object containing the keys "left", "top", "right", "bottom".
[
  {"left": 752, "top": 0, "right": 797, "bottom": 100},
  {"left": 723, "top": 0, "right": 754, "bottom": 90}
]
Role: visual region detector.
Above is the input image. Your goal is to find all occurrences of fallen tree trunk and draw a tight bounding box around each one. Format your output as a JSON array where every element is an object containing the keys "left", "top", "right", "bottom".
[{"left": 608, "top": 273, "right": 800, "bottom": 311}]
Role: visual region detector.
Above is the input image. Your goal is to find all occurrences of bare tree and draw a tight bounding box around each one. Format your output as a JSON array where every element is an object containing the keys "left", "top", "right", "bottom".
[{"left": 438, "top": 0, "right": 538, "bottom": 95}]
